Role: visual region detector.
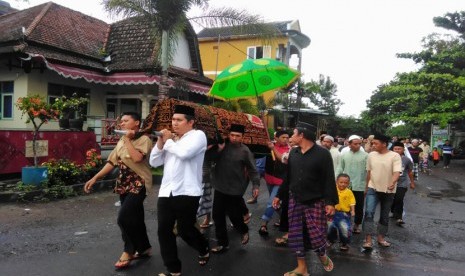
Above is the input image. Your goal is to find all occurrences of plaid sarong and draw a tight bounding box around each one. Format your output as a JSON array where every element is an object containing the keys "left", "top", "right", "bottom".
[
  {"left": 288, "top": 195, "right": 327, "bottom": 257},
  {"left": 412, "top": 163, "right": 419, "bottom": 181}
]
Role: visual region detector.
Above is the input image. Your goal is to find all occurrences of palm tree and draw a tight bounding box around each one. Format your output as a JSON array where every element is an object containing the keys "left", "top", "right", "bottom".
[{"left": 103, "top": 0, "right": 278, "bottom": 101}]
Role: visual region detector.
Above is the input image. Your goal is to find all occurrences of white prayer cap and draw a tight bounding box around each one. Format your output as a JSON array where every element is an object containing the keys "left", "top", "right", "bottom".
[
  {"left": 348, "top": 135, "right": 362, "bottom": 142},
  {"left": 323, "top": 135, "right": 334, "bottom": 142}
]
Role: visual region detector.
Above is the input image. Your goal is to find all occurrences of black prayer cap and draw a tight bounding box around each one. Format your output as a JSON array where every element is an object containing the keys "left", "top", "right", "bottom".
[
  {"left": 391, "top": 141, "right": 405, "bottom": 148},
  {"left": 373, "top": 134, "right": 390, "bottom": 144},
  {"left": 295, "top": 122, "right": 316, "bottom": 132},
  {"left": 173, "top": 105, "right": 195, "bottom": 117},
  {"left": 275, "top": 130, "right": 289, "bottom": 138},
  {"left": 230, "top": 123, "right": 245, "bottom": 134},
  {"left": 295, "top": 121, "right": 317, "bottom": 141}
]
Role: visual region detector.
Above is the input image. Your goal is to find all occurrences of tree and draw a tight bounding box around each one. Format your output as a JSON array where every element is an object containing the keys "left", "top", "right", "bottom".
[
  {"left": 303, "top": 74, "right": 342, "bottom": 116},
  {"left": 366, "top": 11, "right": 465, "bottom": 132},
  {"left": 103, "top": 0, "right": 278, "bottom": 101}
]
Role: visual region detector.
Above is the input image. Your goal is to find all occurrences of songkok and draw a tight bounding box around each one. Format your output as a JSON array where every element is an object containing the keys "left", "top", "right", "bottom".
[
  {"left": 173, "top": 105, "right": 195, "bottom": 117},
  {"left": 392, "top": 141, "right": 405, "bottom": 148},
  {"left": 323, "top": 135, "right": 334, "bottom": 142},
  {"left": 348, "top": 135, "right": 362, "bottom": 142},
  {"left": 373, "top": 134, "right": 390, "bottom": 144},
  {"left": 275, "top": 130, "right": 289, "bottom": 138},
  {"left": 295, "top": 122, "right": 317, "bottom": 141},
  {"left": 296, "top": 122, "right": 317, "bottom": 132},
  {"left": 230, "top": 124, "right": 245, "bottom": 134}
]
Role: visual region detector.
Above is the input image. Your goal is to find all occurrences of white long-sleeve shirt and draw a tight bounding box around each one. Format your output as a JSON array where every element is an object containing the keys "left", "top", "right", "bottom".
[{"left": 149, "top": 129, "right": 207, "bottom": 197}]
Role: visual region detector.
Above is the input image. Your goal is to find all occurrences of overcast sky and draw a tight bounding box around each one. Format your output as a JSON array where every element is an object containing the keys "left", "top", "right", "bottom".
[{"left": 10, "top": 0, "right": 465, "bottom": 117}]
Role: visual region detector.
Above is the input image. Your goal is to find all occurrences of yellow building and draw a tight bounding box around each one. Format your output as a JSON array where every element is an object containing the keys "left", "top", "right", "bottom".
[{"left": 197, "top": 20, "right": 311, "bottom": 127}]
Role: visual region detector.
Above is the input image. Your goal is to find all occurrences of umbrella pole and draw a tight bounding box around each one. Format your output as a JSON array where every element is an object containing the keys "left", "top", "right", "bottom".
[{"left": 252, "top": 71, "right": 275, "bottom": 161}]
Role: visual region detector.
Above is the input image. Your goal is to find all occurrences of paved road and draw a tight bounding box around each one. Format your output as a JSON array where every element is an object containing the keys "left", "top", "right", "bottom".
[{"left": 1, "top": 161, "right": 465, "bottom": 276}]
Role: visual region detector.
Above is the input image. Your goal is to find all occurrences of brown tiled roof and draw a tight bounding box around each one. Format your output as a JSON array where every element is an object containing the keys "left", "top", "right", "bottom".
[
  {"left": 26, "top": 3, "right": 109, "bottom": 59},
  {"left": 105, "top": 17, "right": 156, "bottom": 71},
  {"left": 0, "top": 2, "right": 45, "bottom": 42},
  {"left": 0, "top": 1, "right": 211, "bottom": 85}
]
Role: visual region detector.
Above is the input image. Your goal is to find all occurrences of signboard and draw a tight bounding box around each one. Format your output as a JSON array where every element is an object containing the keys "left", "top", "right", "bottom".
[
  {"left": 25, "top": 140, "right": 49, "bottom": 157},
  {"left": 431, "top": 125, "right": 449, "bottom": 150}
]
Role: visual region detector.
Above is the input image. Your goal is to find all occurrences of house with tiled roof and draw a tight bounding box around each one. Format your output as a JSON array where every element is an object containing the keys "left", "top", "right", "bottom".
[
  {"left": 0, "top": 1, "right": 216, "bottom": 174},
  {"left": 197, "top": 20, "right": 310, "bottom": 80},
  {"left": 0, "top": 1, "right": 212, "bottom": 132}
]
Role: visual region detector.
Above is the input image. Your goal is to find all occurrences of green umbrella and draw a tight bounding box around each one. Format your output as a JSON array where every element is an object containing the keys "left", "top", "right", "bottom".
[{"left": 209, "top": 58, "right": 300, "bottom": 100}]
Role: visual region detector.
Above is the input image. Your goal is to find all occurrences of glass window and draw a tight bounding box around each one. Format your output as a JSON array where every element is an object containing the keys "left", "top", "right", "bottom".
[
  {"left": 0, "top": 81, "right": 14, "bottom": 119},
  {"left": 247, "top": 46, "right": 269, "bottom": 59}
]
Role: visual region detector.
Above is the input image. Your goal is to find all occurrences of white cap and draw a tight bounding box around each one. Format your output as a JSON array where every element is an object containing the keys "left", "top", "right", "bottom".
[
  {"left": 348, "top": 135, "right": 362, "bottom": 142},
  {"left": 323, "top": 135, "right": 334, "bottom": 142}
]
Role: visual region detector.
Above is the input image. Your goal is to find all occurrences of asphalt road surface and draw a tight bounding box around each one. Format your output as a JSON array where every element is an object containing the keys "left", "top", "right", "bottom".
[{"left": 1, "top": 161, "right": 465, "bottom": 276}]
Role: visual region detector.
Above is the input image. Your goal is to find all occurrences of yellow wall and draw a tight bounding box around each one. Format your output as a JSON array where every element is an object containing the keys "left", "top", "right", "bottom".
[
  {"left": 199, "top": 36, "right": 289, "bottom": 108},
  {"left": 199, "top": 36, "right": 289, "bottom": 80}
]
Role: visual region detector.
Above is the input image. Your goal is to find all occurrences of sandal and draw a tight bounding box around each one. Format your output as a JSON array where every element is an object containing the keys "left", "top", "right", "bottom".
[
  {"left": 241, "top": 232, "right": 250, "bottom": 245},
  {"left": 243, "top": 213, "right": 252, "bottom": 224},
  {"left": 134, "top": 248, "right": 152, "bottom": 259},
  {"left": 211, "top": 245, "right": 229, "bottom": 254},
  {"left": 158, "top": 272, "right": 181, "bottom": 276},
  {"left": 378, "top": 240, "right": 391, "bottom": 247},
  {"left": 258, "top": 225, "right": 269, "bottom": 236},
  {"left": 284, "top": 270, "right": 310, "bottom": 276},
  {"left": 275, "top": 236, "right": 288, "bottom": 246},
  {"left": 246, "top": 197, "right": 257, "bottom": 204},
  {"left": 198, "top": 252, "right": 209, "bottom": 266},
  {"left": 115, "top": 258, "right": 132, "bottom": 269},
  {"left": 320, "top": 255, "right": 334, "bottom": 272},
  {"left": 362, "top": 240, "right": 373, "bottom": 250},
  {"left": 200, "top": 221, "right": 213, "bottom": 228},
  {"left": 340, "top": 244, "right": 349, "bottom": 251}
]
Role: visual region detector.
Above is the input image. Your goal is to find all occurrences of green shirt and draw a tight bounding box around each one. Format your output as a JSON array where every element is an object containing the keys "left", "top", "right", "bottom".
[{"left": 336, "top": 149, "right": 368, "bottom": 192}]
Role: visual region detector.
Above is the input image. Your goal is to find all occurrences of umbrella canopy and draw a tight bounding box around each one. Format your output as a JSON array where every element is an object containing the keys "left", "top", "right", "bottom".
[{"left": 209, "top": 58, "right": 300, "bottom": 100}]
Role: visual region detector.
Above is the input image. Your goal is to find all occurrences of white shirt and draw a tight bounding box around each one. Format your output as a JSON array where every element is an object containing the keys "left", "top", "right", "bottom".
[{"left": 149, "top": 129, "right": 207, "bottom": 197}]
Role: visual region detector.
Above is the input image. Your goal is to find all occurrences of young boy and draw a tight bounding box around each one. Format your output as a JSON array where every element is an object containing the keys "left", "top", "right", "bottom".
[
  {"left": 432, "top": 147, "right": 440, "bottom": 166},
  {"left": 391, "top": 142, "right": 415, "bottom": 226},
  {"left": 327, "top": 173, "right": 355, "bottom": 251}
]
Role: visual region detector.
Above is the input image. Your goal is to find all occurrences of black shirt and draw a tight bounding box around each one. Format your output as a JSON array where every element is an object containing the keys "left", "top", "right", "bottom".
[
  {"left": 278, "top": 144, "right": 338, "bottom": 206},
  {"left": 408, "top": 146, "right": 423, "bottom": 163}
]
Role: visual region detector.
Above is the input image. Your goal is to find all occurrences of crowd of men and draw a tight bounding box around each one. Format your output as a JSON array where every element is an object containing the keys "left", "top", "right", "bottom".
[{"left": 88, "top": 104, "right": 456, "bottom": 276}]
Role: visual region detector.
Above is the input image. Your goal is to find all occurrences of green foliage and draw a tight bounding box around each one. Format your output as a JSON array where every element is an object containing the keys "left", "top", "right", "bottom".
[
  {"left": 325, "top": 116, "right": 371, "bottom": 138},
  {"left": 366, "top": 11, "right": 465, "bottom": 132},
  {"left": 16, "top": 95, "right": 61, "bottom": 167},
  {"left": 42, "top": 159, "right": 87, "bottom": 186},
  {"left": 303, "top": 74, "right": 342, "bottom": 116},
  {"left": 151, "top": 166, "right": 164, "bottom": 176},
  {"left": 211, "top": 99, "right": 259, "bottom": 115}
]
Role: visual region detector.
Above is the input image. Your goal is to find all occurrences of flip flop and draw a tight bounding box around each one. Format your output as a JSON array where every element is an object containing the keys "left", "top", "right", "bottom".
[
  {"left": 378, "top": 240, "right": 391, "bottom": 247},
  {"left": 241, "top": 232, "right": 250, "bottom": 245},
  {"left": 258, "top": 225, "right": 269, "bottom": 236},
  {"left": 362, "top": 241, "right": 373, "bottom": 250},
  {"left": 200, "top": 222, "right": 213, "bottom": 228},
  {"left": 211, "top": 245, "right": 229, "bottom": 254},
  {"left": 283, "top": 270, "right": 310, "bottom": 276},
  {"left": 275, "top": 236, "right": 288, "bottom": 246},
  {"left": 134, "top": 248, "right": 152, "bottom": 259},
  {"left": 243, "top": 213, "right": 252, "bottom": 224},
  {"left": 320, "top": 255, "right": 334, "bottom": 272},
  {"left": 158, "top": 272, "right": 181, "bottom": 276},
  {"left": 198, "top": 253, "right": 209, "bottom": 266},
  {"left": 115, "top": 258, "right": 132, "bottom": 269}
]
